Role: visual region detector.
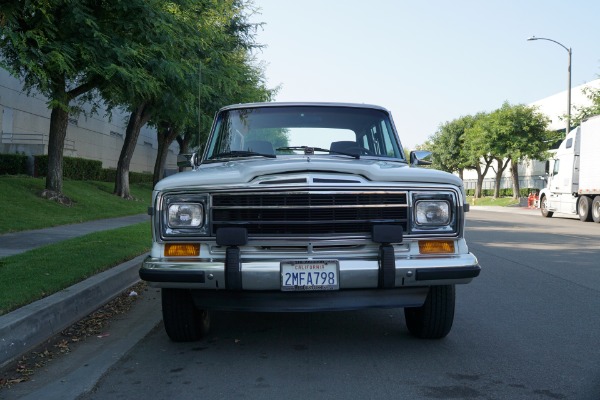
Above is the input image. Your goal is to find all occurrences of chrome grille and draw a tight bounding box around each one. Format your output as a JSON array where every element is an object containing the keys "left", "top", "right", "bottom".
[{"left": 211, "top": 191, "right": 408, "bottom": 237}]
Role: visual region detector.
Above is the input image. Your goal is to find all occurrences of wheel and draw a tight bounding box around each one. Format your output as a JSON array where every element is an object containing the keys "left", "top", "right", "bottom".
[
  {"left": 404, "top": 285, "right": 455, "bottom": 339},
  {"left": 161, "top": 288, "right": 210, "bottom": 342},
  {"left": 592, "top": 196, "right": 600, "bottom": 223},
  {"left": 578, "top": 196, "right": 593, "bottom": 222},
  {"left": 540, "top": 195, "right": 553, "bottom": 218}
]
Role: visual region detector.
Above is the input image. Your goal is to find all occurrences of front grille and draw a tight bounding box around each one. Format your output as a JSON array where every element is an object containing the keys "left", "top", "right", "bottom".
[{"left": 211, "top": 191, "right": 408, "bottom": 237}]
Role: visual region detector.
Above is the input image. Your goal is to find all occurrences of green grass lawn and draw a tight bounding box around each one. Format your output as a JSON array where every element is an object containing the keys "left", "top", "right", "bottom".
[
  {"left": 0, "top": 176, "right": 153, "bottom": 314},
  {"left": 467, "top": 196, "right": 520, "bottom": 207},
  {"left": 0, "top": 222, "right": 151, "bottom": 315},
  {"left": 0, "top": 176, "right": 152, "bottom": 234}
]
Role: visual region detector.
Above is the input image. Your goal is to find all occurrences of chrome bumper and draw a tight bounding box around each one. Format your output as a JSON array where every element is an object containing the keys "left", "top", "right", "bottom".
[{"left": 140, "top": 252, "right": 480, "bottom": 290}]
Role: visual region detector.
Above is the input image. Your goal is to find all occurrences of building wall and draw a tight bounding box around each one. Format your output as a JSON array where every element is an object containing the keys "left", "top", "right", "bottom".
[{"left": 0, "top": 68, "right": 178, "bottom": 175}]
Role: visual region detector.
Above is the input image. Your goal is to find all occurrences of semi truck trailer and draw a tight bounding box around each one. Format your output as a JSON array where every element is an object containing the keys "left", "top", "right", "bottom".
[{"left": 539, "top": 115, "right": 600, "bottom": 222}]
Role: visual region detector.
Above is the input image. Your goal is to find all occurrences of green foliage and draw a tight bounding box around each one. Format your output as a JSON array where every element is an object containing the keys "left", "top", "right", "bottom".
[
  {"left": 466, "top": 188, "right": 538, "bottom": 197},
  {"left": 572, "top": 86, "right": 600, "bottom": 126},
  {"left": 0, "top": 153, "right": 28, "bottom": 175},
  {"left": 427, "top": 115, "right": 480, "bottom": 173},
  {"left": 99, "top": 168, "right": 153, "bottom": 184},
  {"left": 34, "top": 155, "right": 102, "bottom": 180},
  {"left": 485, "top": 102, "right": 556, "bottom": 161}
]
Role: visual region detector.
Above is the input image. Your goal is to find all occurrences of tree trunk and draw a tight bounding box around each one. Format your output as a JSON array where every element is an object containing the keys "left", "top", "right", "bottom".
[
  {"left": 45, "top": 106, "right": 69, "bottom": 194},
  {"left": 176, "top": 132, "right": 192, "bottom": 173},
  {"left": 511, "top": 159, "right": 521, "bottom": 199},
  {"left": 493, "top": 157, "right": 511, "bottom": 198},
  {"left": 115, "top": 103, "right": 151, "bottom": 199},
  {"left": 473, "top": 156, "right": 494, "bottom": 198},
  {"left": 153, "top": 124, "right": 180, "bottom": 187},
  {"left": 475, "top": 167, "right": 484, "bottom": 199}
]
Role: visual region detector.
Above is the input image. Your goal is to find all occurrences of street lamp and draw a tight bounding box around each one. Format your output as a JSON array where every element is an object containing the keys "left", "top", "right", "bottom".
[{"left": 527, "top": 36, "right": 572, "bottom": 134}]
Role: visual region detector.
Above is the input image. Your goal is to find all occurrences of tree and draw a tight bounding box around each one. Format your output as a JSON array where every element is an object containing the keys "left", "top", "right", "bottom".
[
  {"left": 462, "top": 113, "right": 494, "bottom": 198},
  {"left": 484, "top": 102, "right": 555, "bottom": 199},
  {"left": 96, "top": 0, "right": 199, "bottom": 198},
  {"left": 149, "top": 0, "right": 275, "bottom": 186},
  {"left": 427, "top": 116, "right": 476, "bottom": 179},
  {"left": 0, "top": 0, "right": 164, "bottom": 200},
  {"left": 572, "top": 85, "right": 600, "bottom": 126}
]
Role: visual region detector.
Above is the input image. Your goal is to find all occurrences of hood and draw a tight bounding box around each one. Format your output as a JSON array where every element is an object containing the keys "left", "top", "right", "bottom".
[{"left": 155, "top": 156, "right": 463, "bottom": 190}]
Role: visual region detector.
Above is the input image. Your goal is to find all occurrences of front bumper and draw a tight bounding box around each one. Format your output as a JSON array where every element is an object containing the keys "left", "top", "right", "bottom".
[{"left": 140, "top": 252, "right": 480, "bottom": 290}]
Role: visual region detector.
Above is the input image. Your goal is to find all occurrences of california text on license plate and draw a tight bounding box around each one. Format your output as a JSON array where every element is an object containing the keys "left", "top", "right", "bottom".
[{"left": 280, "top": 260, "right": 339, "bottom": 291}]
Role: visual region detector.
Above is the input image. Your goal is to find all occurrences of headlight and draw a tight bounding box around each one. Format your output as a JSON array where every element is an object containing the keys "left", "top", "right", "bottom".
[
  {"left": 415, "top": 200, "right": 450, "bottom": 225},
  {"left": 168, "top": 203, "right": 204, "bottom": 228},
  {"left": 160, "top": 193, "right": 210, "bottom": 238},
  {"left": 410, "top": 192, "right": 458, "bottom": 235}
]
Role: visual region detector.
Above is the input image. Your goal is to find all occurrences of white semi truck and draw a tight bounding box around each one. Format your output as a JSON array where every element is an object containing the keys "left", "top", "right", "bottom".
[{"left": 539, "top": 115, "right": 600, "bottom": 222}]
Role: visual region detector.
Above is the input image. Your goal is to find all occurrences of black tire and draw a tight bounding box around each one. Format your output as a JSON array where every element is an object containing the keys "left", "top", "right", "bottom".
[
  {"left": 592, "top": 196, "right": 600, "bottom": 223},
  {"left": 404, "top": 285, "right": 455, "bottom": 339},
  {"left": 578, "top": 196, "right": 593, "bottom": 222},
  {"left": 162, "top": 288, "right": 210, "bottom": 342},
  {"left": 540, "top": 195, "right": 553, "bottom": 218}
]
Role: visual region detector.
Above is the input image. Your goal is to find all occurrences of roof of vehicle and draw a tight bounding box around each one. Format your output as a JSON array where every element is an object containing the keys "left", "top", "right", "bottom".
[{"left": 218, "top": 102, "right": 390, "bottom": 113}]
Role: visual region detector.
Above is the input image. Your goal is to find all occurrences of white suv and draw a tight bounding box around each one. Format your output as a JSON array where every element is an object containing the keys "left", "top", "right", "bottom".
[{"left": 140, "top": 102, "right": 480, "bottom": 341}]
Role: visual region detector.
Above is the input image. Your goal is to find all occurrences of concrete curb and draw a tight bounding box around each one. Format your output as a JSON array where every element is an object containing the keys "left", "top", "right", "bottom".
[{"left": 0, "top": 254, "right": 147, "bottom": 369}]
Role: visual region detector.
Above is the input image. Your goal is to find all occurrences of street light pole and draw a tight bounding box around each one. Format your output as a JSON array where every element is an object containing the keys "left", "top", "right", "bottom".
[{"left": 527, "top": 36, "right": 572, "bottom": 134}]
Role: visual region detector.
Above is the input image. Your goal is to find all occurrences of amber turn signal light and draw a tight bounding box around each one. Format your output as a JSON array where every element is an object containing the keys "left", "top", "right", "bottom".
[
  {"left": 164, "top": 243, "right": 200, "bottom": 257},
  {"left": 418, "top": 240, "right": 455, "bottom": 254}
]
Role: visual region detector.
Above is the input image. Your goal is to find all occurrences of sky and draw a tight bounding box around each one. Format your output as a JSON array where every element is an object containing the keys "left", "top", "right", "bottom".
[{"left": 250, "top": 0, "right": 600, "bottom": 149}]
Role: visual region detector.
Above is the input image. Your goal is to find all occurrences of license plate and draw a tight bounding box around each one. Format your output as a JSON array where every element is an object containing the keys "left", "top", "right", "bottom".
[{"left": 280, "top": 260, "right": 339, "bottom": 291}]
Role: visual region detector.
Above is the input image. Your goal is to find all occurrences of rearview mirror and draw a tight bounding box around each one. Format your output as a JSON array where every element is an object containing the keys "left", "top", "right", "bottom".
[
  {"left": 177, "top": 153, "right": 198, "bottom": 168},
  {"left": 409, "top": 150, "right": 432, "bottom": 166}
]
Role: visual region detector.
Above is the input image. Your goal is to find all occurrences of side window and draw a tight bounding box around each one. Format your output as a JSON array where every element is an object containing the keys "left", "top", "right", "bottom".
[
  {"left": 552, "top": 159, "right": 560, "bottom": 175},
  {"left": 380, "top": 121, "right": 396, "bottom": 157},
  {"left": 566, "top": 138, "right": 573, "bottom": 149}
]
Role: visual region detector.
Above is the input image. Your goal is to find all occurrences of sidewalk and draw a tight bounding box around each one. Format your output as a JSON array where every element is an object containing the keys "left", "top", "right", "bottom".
[
  {"left": 0, "top": 214, "right": 151, "bottom": 369},
  {"left": 0, "top": 214, "right": 149, "bottom": 258},
  {"left": 470, "top": 205, "right": 541, "bottom": 216}
]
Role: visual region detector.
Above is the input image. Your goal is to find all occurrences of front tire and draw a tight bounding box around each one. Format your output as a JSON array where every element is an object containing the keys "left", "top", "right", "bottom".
[
  {"left": 162, "top": 289, "right": 210, "bottom": 342},
  {"left": 592, "top": 196, "right": 600, "bottom": 223},
  {"left": 540, "top": 195, "right": 553, "bottom": 218},
  {"left": 404, "top": 285, "right": 455, "bottom": 339},
  {"left": 578, "top": 196, "right": 593, "bottom": 222}
]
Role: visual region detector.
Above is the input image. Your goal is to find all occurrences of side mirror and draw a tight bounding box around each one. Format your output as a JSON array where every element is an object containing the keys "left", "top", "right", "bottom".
[
  {"left": 409, "top": 150, "right": 432, "bottom": 166},
  {"left": 177, "top": 153, "right": 198, "bottom": 168}
]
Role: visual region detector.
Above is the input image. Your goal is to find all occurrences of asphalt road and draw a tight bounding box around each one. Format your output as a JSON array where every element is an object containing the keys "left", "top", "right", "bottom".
[{"left": 9, "top": 209, "right": 600, "bottom": 399}]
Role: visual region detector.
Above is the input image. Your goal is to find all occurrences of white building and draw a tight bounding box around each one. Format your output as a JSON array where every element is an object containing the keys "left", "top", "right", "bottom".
[
  {"left": 0, "top": 68, "right": 178, "bottom": 175},
  {"left": 462, "top": 79, "right": 600, "bottom": 192}
]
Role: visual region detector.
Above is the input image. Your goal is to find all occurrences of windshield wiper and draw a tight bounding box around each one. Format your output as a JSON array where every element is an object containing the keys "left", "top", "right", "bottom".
[
  {"left": 210, "top": 150, "right": 276, "bottom": 160},
  {"left": 276, "top": 146, "right": 360, "bottom": 159}
]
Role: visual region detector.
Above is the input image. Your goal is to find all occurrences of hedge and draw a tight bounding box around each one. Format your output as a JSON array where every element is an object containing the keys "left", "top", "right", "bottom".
[
  {"left": 0, "top": 153, "right": 28, "bottom": 175},
  {"left": 100, "top": 168, "right": 153, "bottom": 184},
  {"left": 466, "top": 188, "right": 538, "bottom": 197},
  {"left": 33, "top": 155, "right": 153, "bottom": 183}
]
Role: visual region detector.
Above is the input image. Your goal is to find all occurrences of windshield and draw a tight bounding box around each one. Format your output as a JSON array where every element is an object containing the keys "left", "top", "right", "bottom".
[{"left": 204, "top": 105, "right": 405, "bottom": 160}]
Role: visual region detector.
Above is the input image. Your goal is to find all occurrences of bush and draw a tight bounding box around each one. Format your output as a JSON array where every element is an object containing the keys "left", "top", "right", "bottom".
[
  {"left": 466, "top": 187, "right": 539, "bottom": 198},
  {"left": 0, "top": 153, "right": 28, "bottom": 175},
  {"left": 99, "top": 168, "right": 153, "bottom": 183},
  {"left": 34, "top": 155, "right": 102, "bottom": 180}
]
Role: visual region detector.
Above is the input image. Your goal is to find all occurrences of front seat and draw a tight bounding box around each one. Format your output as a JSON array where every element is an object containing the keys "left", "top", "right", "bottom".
[{"left": 330, "top": 141, "right": 358, "bottom": 153}]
